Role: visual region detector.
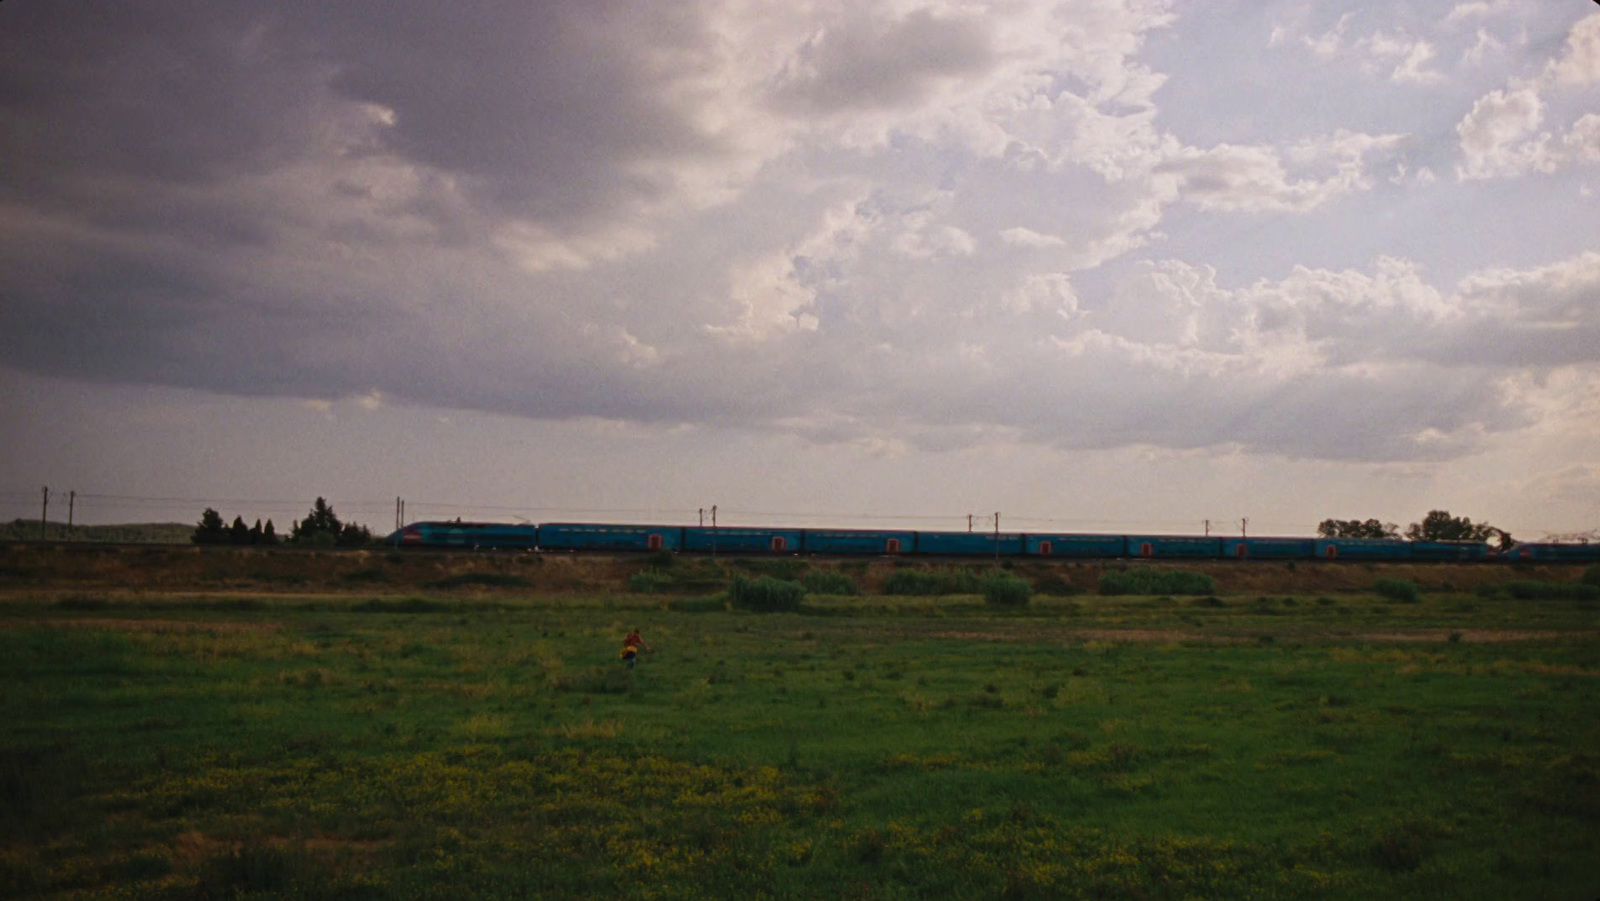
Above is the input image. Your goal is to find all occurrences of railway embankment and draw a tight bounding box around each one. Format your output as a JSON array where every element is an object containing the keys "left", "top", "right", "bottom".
[{"left": 0, "top": 541, "right": 1589, "bottom": 598}]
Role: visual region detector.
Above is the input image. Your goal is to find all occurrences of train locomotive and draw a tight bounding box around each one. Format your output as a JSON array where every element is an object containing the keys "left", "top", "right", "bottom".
[{"left": 383, "top": 521, "right": 1600, "bottom": 563}]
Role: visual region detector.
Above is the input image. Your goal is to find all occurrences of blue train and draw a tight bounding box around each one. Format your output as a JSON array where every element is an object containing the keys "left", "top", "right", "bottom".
[{"left": 383, "top": 521, "right": 1600, "bottom": 563}]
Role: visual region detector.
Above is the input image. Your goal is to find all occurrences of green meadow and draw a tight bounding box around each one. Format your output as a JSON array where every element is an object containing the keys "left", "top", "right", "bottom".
[{"left": 3, "top": 588, "right": 1598, "bottom": 899}]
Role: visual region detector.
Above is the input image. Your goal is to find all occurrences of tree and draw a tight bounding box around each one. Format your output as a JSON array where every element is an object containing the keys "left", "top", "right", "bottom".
[
  {"left": 337, "top": 521, "right": 375, "bottom": 547},
  {"left": 263, "top": 520, "right": 278, "bottom": 545},
  {"left": 192, "top": 508, "right": 227, "bottom": 545},
  {"left": 229, "top": 515, "right": 250, "bottom": 545},
  {"left": 1317, "top": 518, "right": 1399, "bottom": 539},
  {"left": 249, "top": 519, "right": 264, "bottom": 545},
  {"left": 290, "top": 498, "right": 374, "bottom": 547},
  {"left": 1405, "top": 510, "right": 1497, "bottom": 543}
]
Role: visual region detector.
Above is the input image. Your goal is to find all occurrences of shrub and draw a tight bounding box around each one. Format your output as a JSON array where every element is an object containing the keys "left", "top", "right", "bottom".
[
  {"left": 1372, "top": 578, "right": 1421, "bottom": 603},
  {"left": 801, "top": 570, "right": 858, "bottom": 596},
  {"left": 882, "top": 569, "right": 982, "bottom": 596},
  {"left": 1098, "top": 567, "right": 1216, "bottom": 596},
  {"left": 730, "top": 575, "right": 805, "bottom": 612},
  {"left": 1582, "top": 565, "right": 1600, "bottom": 588},
  {"left": 983, "top": 571, "right": 1032, "bottom": 607}
]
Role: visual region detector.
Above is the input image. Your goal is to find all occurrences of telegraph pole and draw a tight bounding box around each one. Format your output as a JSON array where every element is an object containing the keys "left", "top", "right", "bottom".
[
  {"left": 1241, "top": 517, "right": 1248, "bottom": 539},
  {"left": 67, "top": 491, "right": 75, "bottom": 539},
  {"left": 1204, "top": 519, "right": 1210, "bottom": 537},
  {"left": 710, "top": 505, "right": 718, "bottom": 558},
  {"left": 994, "top": 512, "right": 1001, "bottom": 565},
  {"left": 40, "top": 487, "right": 49, "bottom": 540}
]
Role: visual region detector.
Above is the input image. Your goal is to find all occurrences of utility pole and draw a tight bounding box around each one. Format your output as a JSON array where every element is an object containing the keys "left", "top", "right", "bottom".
[
  {"left": 710, "top": 505, "right": 718, "bottom": 558},
  {"left": 698, "top": 508, "right": 705, "bottom": 527},
  {"left": 1241, "top": 517, "right": 1248, "bottom": 539},
  {"left": 968, "top": 514, "right": 973, "bottom": 533},
  {"left": 1204, "top": 519, "right": 1210, "bottom": 537},
  {"left": 67, "top": 491, "right": 75, "bottom": 539},
  {"left": 994, "top": 512, "right": 1001, "bottom": 565},
  {"left": 40, "top": 487, "right": 49, "bottom": 540}
]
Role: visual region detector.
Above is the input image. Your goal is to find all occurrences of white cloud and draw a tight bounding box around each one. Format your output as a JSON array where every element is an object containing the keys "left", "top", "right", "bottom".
[
  {"left": 1000, "top": 227, "right": 1067, "bottom": 248},
  {"left": 1285, "top": 18, "right": 1445, "bottom": 85},
  {"left": 1455, "top": 83, "right": 1552, "bottom": 179},
  {"left": 1550, "top": 13, "right": 1600, "bottom": 86},
  {"left": 1455, "top": 14, "right": 1600, "bottom": 179},
  {"left": 1154, "top": 130, "right": 1404, "bottom": 213},
  {"left": 1444, "top": 1, "right": 1521, "bottom": 26}
]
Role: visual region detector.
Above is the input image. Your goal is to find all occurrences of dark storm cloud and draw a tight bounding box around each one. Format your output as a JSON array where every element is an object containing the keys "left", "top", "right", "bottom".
[
  {"left": 0, "top": 1, "right": 720, "bottom": 227},
  {"left": 317, "top": 1, "right": 721, "bottom": 223},
  {"left": 0, "top": 4, "right": 321, "bottom": 199}
]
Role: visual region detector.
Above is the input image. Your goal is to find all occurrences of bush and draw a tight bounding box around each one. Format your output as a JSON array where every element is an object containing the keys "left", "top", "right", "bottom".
[
  {"left": 731, "top": 575, "right": 805, "bottom": 612},
  {"left": 983, "top": 572, "right": 1032, "bottom": 607},
  {"left": 1098, "top": 567, "right": 1216, "bottom": 596},
  {"left": 1501, "top": 580, "right": 1600, "bottom": 601},
  {"left": 801, "top": 570, "right": 859, "bottom": 596},
  {"left": 1583, "top": 565, "right": 1600, "bottom": 588},
  {"left": 882, "top": 569, "right": 983, "bottom": 596},
  {"left": 1372, "top": 578, "right": 1421, "bottom": 603}
]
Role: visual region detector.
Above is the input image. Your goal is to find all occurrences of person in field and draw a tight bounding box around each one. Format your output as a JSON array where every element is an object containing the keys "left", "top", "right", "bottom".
[{"left": 621, "top": 627, "right": 651, "bottom": 669}]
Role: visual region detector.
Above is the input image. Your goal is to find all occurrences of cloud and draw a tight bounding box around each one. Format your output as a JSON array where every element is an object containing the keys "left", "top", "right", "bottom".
[
  {"left": 1153, "top": 131, "right": 1405, "bottom": 213},
  {"left": 1280, "top": 16, "right": 1445, "bottom": 85},
  {"left": 1454, "top": 13, "right": 1600, "bottom": 179},
  {"left": 0, "top": 0, "right": 1591, "bottom": 471}
]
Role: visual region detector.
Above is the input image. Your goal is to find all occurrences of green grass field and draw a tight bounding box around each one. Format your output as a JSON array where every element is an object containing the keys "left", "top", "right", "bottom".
[{"left": 3, "top": 587, "right": 1598, "bottom": 899}]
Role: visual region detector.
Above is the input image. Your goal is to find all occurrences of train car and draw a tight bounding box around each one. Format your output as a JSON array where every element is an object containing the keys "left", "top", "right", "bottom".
[
  {"left": 537, "top": 523, "right": 684, "bottom": 552},
  {"left": 681, "top": 526, "right": 805, "bottom": 554},
  {"left": 384, "top": 521, "right": 539, "bottom": 549},
  {"left": 1025, "top": 533, "right": 1129, "bottom": 557},
  {"left": 1313, "top": 538, "right": 1411, "bottom": 561},
  {"left": 1220, "top": 537, "right": 1316, "bottom": 560},
  {"left": 1501, "top": 542, "right": 1600, "bottom": 563},
  {"left": 1126, "top": 535, "right": 1223, "bottom": 559},
  {"left": 801, "top": 528, "right": 917, "bottom": 555},
  {"left": 913, "top": 531, "right": 1027, "bottom": 556},
  {"left": 1408, "top": 540, "right": 1491, "bottom": 562}
]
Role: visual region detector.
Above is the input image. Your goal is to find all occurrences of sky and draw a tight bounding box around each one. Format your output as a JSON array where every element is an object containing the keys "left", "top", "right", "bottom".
[{"left": 2, "top": 0, "right": 1598, "bottom": 540}]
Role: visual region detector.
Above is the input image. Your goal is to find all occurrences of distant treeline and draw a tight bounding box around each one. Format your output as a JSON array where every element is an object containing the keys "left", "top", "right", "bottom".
[
  {"left": 193, "top": 497, "right": 375, "bottom": 547},
  {"left": 1, "top": 519, "right": 192, "bottom": 544}
]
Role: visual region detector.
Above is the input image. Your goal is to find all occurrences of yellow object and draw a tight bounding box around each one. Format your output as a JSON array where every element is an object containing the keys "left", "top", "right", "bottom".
[{"left": 621, "top": 645, "right": 638, "bottom": 658}]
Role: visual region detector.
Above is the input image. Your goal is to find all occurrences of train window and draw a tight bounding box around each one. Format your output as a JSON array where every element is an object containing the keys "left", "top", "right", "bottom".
[
  {"left": 771, "top": 536, "right": 786, "bottom": 552},
  {"left": 1039, "top": 541, "right": 1053, "bottom": 556}
]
